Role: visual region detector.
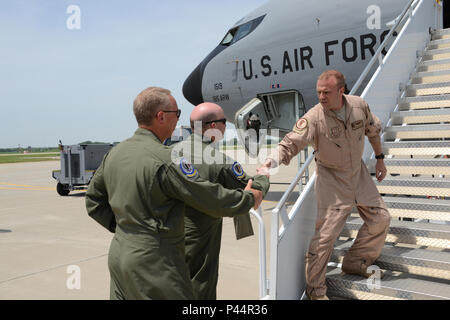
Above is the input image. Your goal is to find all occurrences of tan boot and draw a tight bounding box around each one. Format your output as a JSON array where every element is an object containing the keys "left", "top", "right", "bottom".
[{"left": 306, "top": 293, "right": 329, "bottom": 300}]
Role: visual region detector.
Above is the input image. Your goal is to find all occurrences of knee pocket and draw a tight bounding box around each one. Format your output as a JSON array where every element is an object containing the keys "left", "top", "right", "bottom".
[{"left": 368, "top": 208, "right": 391, "bottom": 235}]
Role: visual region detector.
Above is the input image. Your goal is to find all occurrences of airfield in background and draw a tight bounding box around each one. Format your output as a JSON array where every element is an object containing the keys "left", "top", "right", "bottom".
[{"left": 0, "top": 148, "right": 304, "bottom": 299}]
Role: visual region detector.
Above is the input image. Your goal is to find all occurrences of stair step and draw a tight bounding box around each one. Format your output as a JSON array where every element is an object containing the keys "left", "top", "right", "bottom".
[
  {"left": 422, "top": 47, "right": 450, "bottom": 62},
  {"left": 375, "top": 176, "right": 450, "bottom": 198},
  {"left": 399, "top": 93, "right": 450, "bottom": 109},
  {"left": 382, "top": 140, "right": 450, "bottom": 156},
  {"left": 424, "top": 47, "right": 450, "bottom": 56},
  {"left": 383, "top": 196, "right": 450, "bottom": 221},
  {"left": 326, "top": 268, "right": 450, "bottom": 300},
  {"left": 432, "top": 28, "right": 450, "bottom": 36},
  {"left": 370, "top": 158, "right": 450, "bottom": 176},
  {"left": 384, "top": 124, "right": 450, "bottom": 140},
  {"left": 428, "top": 38, "right": 450, "bottom": 50},
  {"left": 391, "top": 109, "right": 450, "bottom": 124},
  {"left": 420, "top": 57, "right": 450, "bottom": 66},
  {"left": 341, "top": 217, "right": 450, "bottom": 248},
  {"left": 406, "top": 81, "right": 450, "bottom": 96},
  {"left": 332, "top": 240, "right": 450, "bottom": 280},
  {"left": 431, "top": 28, "right": 450, "bottom": 40}
]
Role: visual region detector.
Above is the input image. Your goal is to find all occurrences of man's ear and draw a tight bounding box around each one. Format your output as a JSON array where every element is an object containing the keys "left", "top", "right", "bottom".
[{"left": 156, "top": 111, "right": 164, "bottom": 122}]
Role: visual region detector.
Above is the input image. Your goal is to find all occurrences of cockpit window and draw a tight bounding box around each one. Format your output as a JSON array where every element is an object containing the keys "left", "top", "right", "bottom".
[
  {"left": 220, "top": 15, "right": 266, "bottom": 46},
  {"left": 221, "top": 31, "right": 235, "bottom": 45}
]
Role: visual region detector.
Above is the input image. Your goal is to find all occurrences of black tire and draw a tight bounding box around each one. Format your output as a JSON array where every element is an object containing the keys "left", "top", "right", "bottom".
[{"left": 57, "top": 182, "right": 70, "bottom": 196}]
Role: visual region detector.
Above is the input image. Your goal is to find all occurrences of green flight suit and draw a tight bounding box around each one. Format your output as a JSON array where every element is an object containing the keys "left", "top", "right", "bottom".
[
  {"left": 85, "top": 128, "right": 255, "bottom": 300},
  {"left": 171, "top": 134, "right": 270, "bottom": 299}
]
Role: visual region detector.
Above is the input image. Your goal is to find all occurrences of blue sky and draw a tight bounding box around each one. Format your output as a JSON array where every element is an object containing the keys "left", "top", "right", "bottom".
[{"left": 0, "top": 0, "right": 266, "bottom": 148}]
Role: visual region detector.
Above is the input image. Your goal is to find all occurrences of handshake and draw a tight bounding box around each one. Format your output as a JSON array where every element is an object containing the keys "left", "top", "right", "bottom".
[
  {"left": 256, "top": 158, "right": 274, "bottom": 177},
  {"left": 244, "top": 159, "right": 274, "bottom": 210}
]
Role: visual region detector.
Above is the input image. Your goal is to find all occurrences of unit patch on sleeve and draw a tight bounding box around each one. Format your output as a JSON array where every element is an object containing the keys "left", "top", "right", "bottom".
[
  {"left": 293, "top": 118, "right": 308, "bottom": 134},
  {"left": 351, "top": 120, "right": 363, "bottom": 130},
  {"left": 231, "top": 161, "right": 245, "bottom": 180},
  {"left": 179, "top": 158, "right": 199, "bottom": 179}
]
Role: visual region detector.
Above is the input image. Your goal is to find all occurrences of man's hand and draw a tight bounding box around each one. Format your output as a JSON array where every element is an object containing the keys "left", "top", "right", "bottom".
[
  {"left": 256, "top": 165, "right": 270, "bottom": 177},
  {"left": 256, "top": 159, "right": 272, "bottom": 177},
  {"left": 375, "top": 159, "right": 387, "bottom": 182},
  {"left": 245, "top": 179, "right": 263, "bottom": 209}
]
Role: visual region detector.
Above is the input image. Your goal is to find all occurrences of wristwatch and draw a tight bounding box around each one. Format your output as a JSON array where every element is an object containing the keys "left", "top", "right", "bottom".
[{"left": 375, "top": 153, "right": 385, "bottom": 160}]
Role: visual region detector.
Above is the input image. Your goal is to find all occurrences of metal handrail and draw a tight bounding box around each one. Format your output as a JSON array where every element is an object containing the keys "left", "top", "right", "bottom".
[
  {"left": 249, "top": 207, "right": 269, "bottom": 299},
  {"left": 272, "top": 151, "right": 315, "bottom": 214},
  {"left": 349, "top": 0, "right": 417, "bottom": 95}
]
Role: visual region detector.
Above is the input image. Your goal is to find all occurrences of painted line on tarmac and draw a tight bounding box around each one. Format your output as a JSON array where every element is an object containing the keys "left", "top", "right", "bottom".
[
  {"left": 0, "top": 182, "right": 50, "bottom": 188},
  {"left": 0, "top": 187, "right": 54, "bottom": 191},
  {"left": 262, "top": 199, "right": 278, "bottom": 203},
  {"left": 0, "top": 182, "right": 55, "bottom": 191}
]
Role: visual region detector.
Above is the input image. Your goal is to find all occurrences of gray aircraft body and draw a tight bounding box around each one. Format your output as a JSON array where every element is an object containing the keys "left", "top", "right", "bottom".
[{"left": 183, "top": 0, "right": 409, "bottom": 139}]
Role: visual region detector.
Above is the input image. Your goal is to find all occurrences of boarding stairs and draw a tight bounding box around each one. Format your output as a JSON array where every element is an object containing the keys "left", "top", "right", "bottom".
[
  {"left": 258, "top": 0, "right": 449, "bottom": 300},
  {"left": 325, "top": 27, "right": 450, "bottom": 300}
]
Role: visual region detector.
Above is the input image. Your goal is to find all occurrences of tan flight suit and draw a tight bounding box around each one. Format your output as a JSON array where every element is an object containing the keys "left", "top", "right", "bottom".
[{"left": 269, "top": 94, "right": 390, "bottom": 298}]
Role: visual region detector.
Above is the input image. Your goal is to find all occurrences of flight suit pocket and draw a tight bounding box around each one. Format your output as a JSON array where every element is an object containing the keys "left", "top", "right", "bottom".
[{"left": 316, "top": 133, "right": 345, "bottom": 169}]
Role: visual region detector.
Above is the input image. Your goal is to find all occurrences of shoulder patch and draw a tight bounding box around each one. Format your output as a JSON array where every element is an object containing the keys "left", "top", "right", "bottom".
[
  {"left": 351, "top": 120, "right": 363, "bottom": 130},
  {"left": 179, "top": 158, "right": 199, "bottom": 179},
  {"left": 231, "top": 161, "right": 245, "bottom": 180},
  {"left": 293, "top": 118, "right": 308, "bottom": 134}
]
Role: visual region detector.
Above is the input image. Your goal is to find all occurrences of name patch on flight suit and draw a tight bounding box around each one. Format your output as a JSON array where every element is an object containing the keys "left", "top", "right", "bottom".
[
  {"left": 293, "top": 118, "right": 308, "bottom": 134},
  {"left": 351, "top": 120, "right": 363, "bottom": 130},
  {"left": 179, "top": 158, "right": 199, "bottom": 179},
  {"left": 330, "top": 126, "right": 341, "bottom": 138},
  {"left": 232, "top": 161, "right": 245, "bottom": 180}
]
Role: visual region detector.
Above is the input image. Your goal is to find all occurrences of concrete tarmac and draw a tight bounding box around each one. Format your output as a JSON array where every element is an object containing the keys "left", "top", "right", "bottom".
[{"left": 0, "top": 149, "right": 310, "bottom": 300}]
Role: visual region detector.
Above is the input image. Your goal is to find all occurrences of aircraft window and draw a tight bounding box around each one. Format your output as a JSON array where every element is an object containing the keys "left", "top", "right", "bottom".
[
  {"left": 220, "top": 14, "right": 266, "bottom": 46},
  {"left": 221, "top": 31, "right": 235, "bottom": 45},
  {"left": 233, "top": 23, "right": 252, "bottom": 43}
]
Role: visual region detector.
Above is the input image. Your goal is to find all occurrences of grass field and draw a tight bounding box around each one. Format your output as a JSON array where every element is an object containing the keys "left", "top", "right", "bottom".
[{"left": 0, "top": 153, "right": 60, "bottom": 164}]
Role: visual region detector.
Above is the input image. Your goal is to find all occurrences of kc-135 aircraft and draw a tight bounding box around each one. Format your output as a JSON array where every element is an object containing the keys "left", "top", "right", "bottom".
[{"left": 183, "top": 0, "right": 410, "bottom": 151}]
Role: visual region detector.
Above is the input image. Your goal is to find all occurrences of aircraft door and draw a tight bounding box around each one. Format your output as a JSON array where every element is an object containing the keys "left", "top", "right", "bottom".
[
  {"left": 235, "top": 98, "right": 268, "bottom": 157},
  {"left": 234, "top": 90, "right": 306, "bottom": 157}
]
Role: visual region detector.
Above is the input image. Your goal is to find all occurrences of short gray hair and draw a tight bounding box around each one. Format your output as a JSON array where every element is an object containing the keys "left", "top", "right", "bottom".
[{"left": 133, "top": 87, "right": 172, "bottom": 126}]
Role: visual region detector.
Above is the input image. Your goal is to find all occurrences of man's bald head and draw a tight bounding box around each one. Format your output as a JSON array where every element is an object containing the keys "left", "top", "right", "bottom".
[
  {"left": 190, "top": 102, "right": 226, "bottom": 139},
  {"left": 190, "top": 102, "right": 224, "bottom": 125}
]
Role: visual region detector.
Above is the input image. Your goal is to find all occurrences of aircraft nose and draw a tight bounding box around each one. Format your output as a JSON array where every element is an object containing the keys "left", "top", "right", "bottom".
[
  {"left": 183, "top": 63, "right": 204, "bottom": 106},
  {"left": 183, "top": 44, "right": 228, "bottom": 106}
]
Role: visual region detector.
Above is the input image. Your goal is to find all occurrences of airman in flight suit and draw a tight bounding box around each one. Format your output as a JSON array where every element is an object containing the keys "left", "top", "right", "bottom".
[
  {"left": 171, "top": 102, "right": 270, "bottom": 299},
  {"left": 86, "top": 87, "right": 263, "bottom": 300},
  {"left": 258, "top": 70, "right": 390, "bottom": 300}
]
